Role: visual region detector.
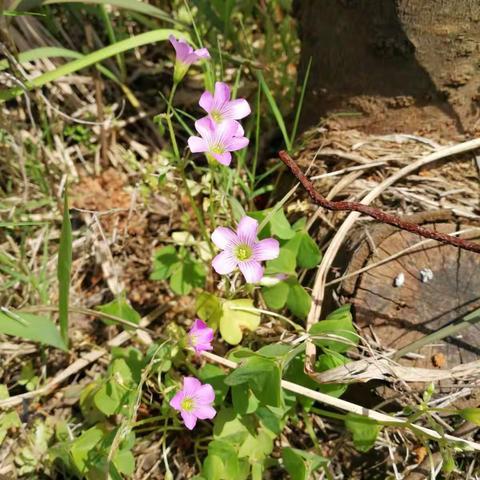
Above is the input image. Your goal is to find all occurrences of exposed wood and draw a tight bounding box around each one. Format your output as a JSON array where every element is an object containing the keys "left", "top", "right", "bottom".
[{"left": 341, "top": 216, "right": 480, "bottom": 401}]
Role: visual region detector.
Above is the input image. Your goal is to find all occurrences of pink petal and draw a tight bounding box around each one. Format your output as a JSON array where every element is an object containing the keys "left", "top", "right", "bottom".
[
  {"left": 184, "top": 48, "right": 210, "bottom": 65},
  {"left": 197, "top": 329, "right": 214, "bottom": 344},
  {"left": 189, "top": 319, "right": 214, "bottom": 351},
  {"left": 194, "top": 384, "right": 215, "bottom": 405},
  {"left": 253, "top": 238, "right": 280, "bottom": 261},
  {"left": 236, "top": 216, "right": 258, "bottom": 244},
  {"left": 199, "top": 90, "right": 214, "bottom": 113},
  {"left": 211, "top": 152, "right": 232, "bottom": 166},
  {"left": 194, "top": 117, "right": 215, "bottom": 139},
  {"left": 191, "top": 318, "right": 208, "bottom": 332},
  {"left": 226, "top": 98, "right": 251, "bottom": 119},
  {"left": 169, "top": 391, "right": 184, "bottom": 410},
  {"left": 194, "top": 405, "right": 216, "bottom": 420},
  {"left": 212, "top": 250, "right": 237, "bottom": 275},
  {"left": 213, "top": 82, "right": 231, "bottom": 106},
  {"left": 235, "top": 122, "right": 245, "bottom": 136},
  {"left": 239, "top": 261, "right": 264, "bottom": 283},
  {"left": 183, "top": 377, "right": 202, "bottom": 397},
  {"left": 188, "top": 136, "right": 208, "bottom": 153},
  {"left": 215, "top": 119, "right": 240, "bottom": 144},
  {"left": 211, "top": 227, "right": 238, "bottom": 249},
  {"left": 181, "top": 411, "right": 198, "bottom": 430},
  {"left": 184, "top": 54, "right": 199, "bottom": 65},
  {"left": 169, "top": 35, "right": 192, "bottom": 63},
  {"left": 194, "top": 342, "right": 213, "bottom": 354},
  {"left": 194, "top": 48, "right": 210, "bottom": 59},
  {"left": 226, "top": 136, "right": 249, "bottom": 152}
]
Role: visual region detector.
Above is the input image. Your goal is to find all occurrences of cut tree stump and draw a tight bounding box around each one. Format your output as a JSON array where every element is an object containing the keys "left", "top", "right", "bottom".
[{"left": 341, "top": 212, "right": 480, "bottom": 400}]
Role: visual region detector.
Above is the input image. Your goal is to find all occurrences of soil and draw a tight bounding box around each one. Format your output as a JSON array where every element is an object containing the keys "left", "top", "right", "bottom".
[
  {"left": 71, "top": 168, "right": 177, "bottom": 313},
  {"left": 294, "top": 0, "right": 480, "bottom": 137}
]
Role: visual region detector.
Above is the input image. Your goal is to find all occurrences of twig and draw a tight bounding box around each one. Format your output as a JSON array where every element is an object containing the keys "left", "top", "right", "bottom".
[
  {"left": 279, "top": 150, "right": 480, "bottom": 253},
  {"left": 309, "top": 160, "right": 387, "bottom": 180}
]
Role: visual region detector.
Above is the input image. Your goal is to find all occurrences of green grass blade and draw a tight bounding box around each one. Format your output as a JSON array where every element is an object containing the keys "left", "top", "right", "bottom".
[
  {"left": 0, "top": 221, "right": 46, "bottom": 227},
  {"left": 3, "top": 9, "right": 45, "bottom": 16},
  {"left": 57, "top": 187, "right": 72, "bottom": 347},
  {"left": 172, "top": 109, "right": 194, "bottom": 136},
  {"left": 0, "top": 29, "right": 186, "bottom": 102},
  {"left": 98, "top": 4, "right": 126, "bottom": 79},
  {"left": 250, "top": 83, "right": 262, "bottom": 189},
  {"left": 394, "top": 307, "right": 480, "bottom": 359},
  {"left": 0, "top": 310, "right": 67, "bottom": 351},
  {"left": 290, "top": 56, "right": 312, "bottom": 146},
  {"left": 14, "top": 0, "right": 175, "bottom": 23},
  {"left": 257, "top": 71, "right": 292, "bottom": 152},
  {"left": 0, "top": 47, "right": 140, "bottom": 106},
  {"left": 0, "top": 47, "right": 82, "bottom": 71}
]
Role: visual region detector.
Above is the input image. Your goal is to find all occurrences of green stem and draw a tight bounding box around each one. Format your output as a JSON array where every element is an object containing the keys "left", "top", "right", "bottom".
[
  {"left": 230, "top": 305, "right": 304, "bottom": 332},
  {"left": 310, "top": 407, "right": 347, "bottom": 422},
  {"left": 165, "top": 83, "right": 213, "bottom": 253},
  {"left": 178, "top": 166, "right": 214, "bottom": 254},
  {"left": 250, "top": 84, "right": 261, "bottom": 201},
  {"left": 394, "top": 307, "right": 480, "bottom": 359},
  {"left": 166, "top": 83, "right": 180, "bottom": 160},
  {"left": 208, "top": 171, "right": 216, "bottom": 230}
]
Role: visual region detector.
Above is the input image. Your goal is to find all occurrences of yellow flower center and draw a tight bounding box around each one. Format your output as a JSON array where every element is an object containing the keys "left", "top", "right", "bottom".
[
  {"left": 235, "top": 244, "right": 252, "bottom": 261},
  {"left": 211, "top": 110, "right": 223, "bottom": 123},
  {"left": 211, "top": 143, "right": 224, "bottom": 154},
  {"left": 181, "top": 397, "right": 194, "bottom": 412}
]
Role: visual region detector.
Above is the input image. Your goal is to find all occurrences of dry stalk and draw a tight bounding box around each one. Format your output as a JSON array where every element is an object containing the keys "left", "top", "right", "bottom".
[
  {"left": 200, "top": 351, "right": 480, "bottom": 451},
  {"left": 309, "top": 357, "right": 480, "bottom": 384},
  {"left": 0, "top": 304, "right": 168, "bottom": 410}
]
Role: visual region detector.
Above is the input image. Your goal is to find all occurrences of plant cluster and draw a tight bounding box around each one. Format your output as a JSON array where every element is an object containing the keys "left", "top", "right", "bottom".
[{"left": 1, "top": 3, "right": 479, "bottom": 479}]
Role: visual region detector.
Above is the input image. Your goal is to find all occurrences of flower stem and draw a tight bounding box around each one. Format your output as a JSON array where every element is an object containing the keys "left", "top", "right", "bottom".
[
  {"left": 166, "top": 83, "right": 180, "bottom": 160},
  {"left": 166, "top": 83, "right": 213, "bottom": 254},
  {"left": 179, "top": 166, "right": 214, "bottom": 254},
  {"left": 208, "top": 170, "right": 217, "bottom": 230}
]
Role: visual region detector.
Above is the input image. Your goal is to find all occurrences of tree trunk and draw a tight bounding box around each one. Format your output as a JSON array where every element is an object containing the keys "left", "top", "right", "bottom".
[{"left": 295, "top": 0, "right": 480, "bottom": 137}]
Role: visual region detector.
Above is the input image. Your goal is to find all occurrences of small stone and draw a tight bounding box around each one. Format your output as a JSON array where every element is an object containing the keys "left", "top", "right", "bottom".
[
  {"left": 432, "top": 353, "right": 446, "bottom": 368},
  {"left": 413, "top": 446, "right": 427, "bottom": 464},
  {"left": 420, "top": 268, "right": 434, "bottom": 283},
  {"left": 394, "top": 272, "right": 405, "bottom": 287}
]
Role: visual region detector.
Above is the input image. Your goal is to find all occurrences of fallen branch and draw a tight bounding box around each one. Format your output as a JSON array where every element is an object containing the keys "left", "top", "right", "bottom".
[{"left": 279, "top": 150, "right": 480, "bottom": 254}]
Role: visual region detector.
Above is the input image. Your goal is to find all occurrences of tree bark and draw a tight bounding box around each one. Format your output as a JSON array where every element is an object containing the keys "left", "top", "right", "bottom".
[{"left": 295, "top": 0, "right": 480, "bottom": 136}]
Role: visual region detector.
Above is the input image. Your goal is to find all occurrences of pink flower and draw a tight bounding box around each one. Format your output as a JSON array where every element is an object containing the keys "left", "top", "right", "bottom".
[
  {"left": 169, "top": 377, "right": 216, "bottom": 430},
  {"left": 188, "top": 319, "right": 214, "bottom": 354},
  {"left": 169, "top": 35, "right": 210, "bottom": 83},
  {"left": 199, "top": 82, "right": 251, "bottom": 126},
  {"left": 188, "top": 117, "right": 249, "bottom": 166},
  {"left": 211, "top": 216, "right": 280, "bottom": 283}
]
